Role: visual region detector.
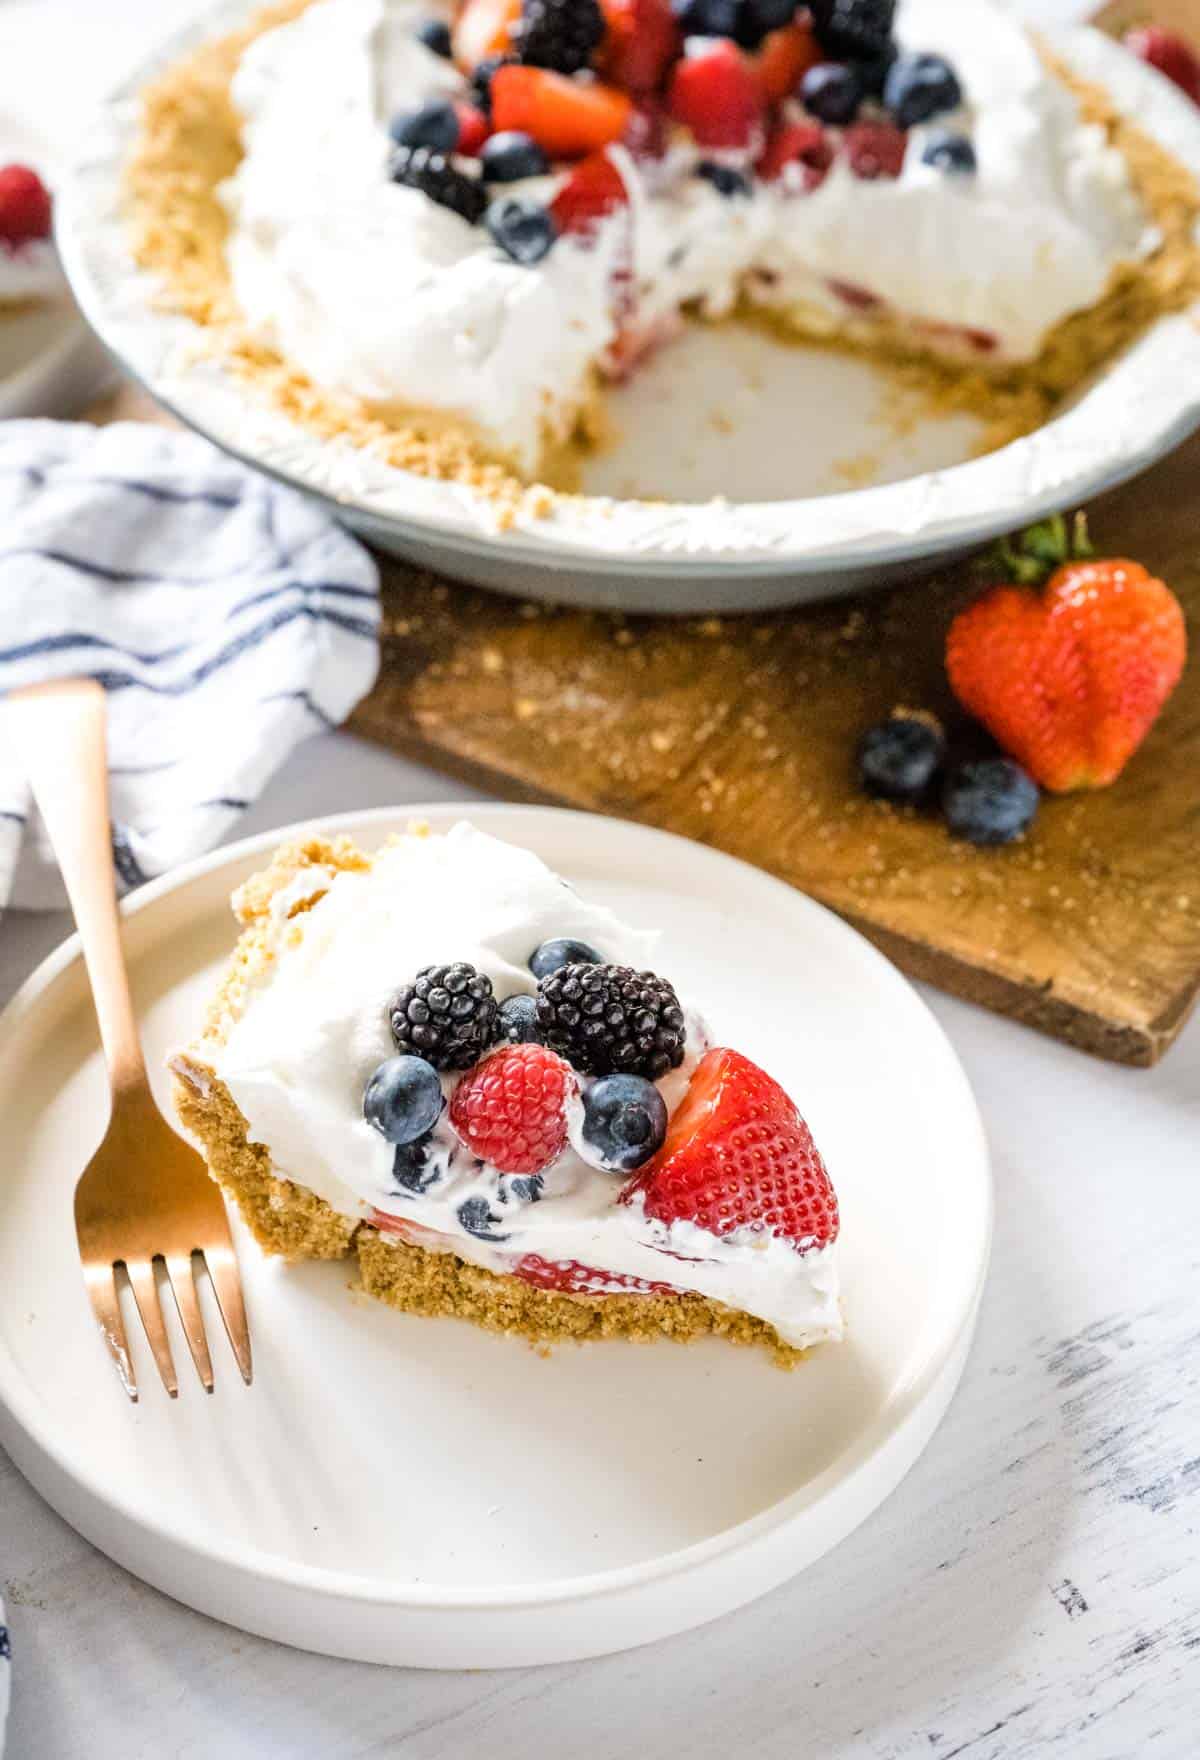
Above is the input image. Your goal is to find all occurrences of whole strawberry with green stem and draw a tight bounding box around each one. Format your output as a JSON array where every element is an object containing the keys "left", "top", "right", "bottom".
[{"left": 946, "top": 513, "right": 1187, "bottom": 793}]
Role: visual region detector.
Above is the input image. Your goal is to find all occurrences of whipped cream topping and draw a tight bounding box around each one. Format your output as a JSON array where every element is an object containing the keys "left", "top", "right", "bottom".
[
  {"left": 220, "top": 0, "right": 1152, "bottom": 472},
  {"left": 208, "top": 824, "right": 842, "bottom": 1348}
]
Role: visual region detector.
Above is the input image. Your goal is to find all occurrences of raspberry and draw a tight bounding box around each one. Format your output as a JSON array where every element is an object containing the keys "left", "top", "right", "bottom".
[
  {"left": 449, "top": 1044, "right": 575, "bottom": 1173},
  {"left": 536, "top": 962, "right": 686, "bottom": 1078},
  {"left": 389, "top": 962, "right": 498, "bottom": 1069},
  {"left": 0, "top": 165, "right": 52, "bottom": 249},
  {"left": 513, "top": 0, "right": 605, "bottom": 74},
  {"left": 841, "top": 119, "right": 907, "bottom": 180}
]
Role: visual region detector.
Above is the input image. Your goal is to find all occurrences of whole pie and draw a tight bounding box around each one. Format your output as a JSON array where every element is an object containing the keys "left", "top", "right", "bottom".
[
  {"left": 126, "top": 0, "right": 1200, "bottom": 505},
  {"left": 171, "top": 823, "right": 844, "bottom": 1364}
]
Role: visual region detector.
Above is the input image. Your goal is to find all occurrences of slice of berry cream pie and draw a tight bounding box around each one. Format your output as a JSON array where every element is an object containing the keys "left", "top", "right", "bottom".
[
  {"left": 171, "top": 824, "right": 842, "bottom": 1364},
  {"left": 125, "top": 0, "right": 1199, "bottom": 505}
]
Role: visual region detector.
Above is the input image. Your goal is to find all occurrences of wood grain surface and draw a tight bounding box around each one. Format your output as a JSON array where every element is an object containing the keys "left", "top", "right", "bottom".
[{"left": 352, "top": 430, "right": 1200, "bottom": 1068}]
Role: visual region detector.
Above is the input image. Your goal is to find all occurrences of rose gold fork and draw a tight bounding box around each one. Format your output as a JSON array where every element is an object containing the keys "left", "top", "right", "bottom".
[{"left": 9, "top": 677, "right": 251, "bottom": 1401}]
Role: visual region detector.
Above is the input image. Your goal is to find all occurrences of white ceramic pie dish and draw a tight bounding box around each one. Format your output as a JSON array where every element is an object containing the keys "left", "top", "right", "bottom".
[
  {"left": 0, "top": 805, "right": 991, "bottom": 1667},
  {"left": 56, "top": 4, "right": 1200, "bottom": 611}
]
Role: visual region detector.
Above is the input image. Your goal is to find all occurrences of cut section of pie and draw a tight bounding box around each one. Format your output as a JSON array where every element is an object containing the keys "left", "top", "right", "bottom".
[{"left": 171, "top": 823, "right": 843, "bottom": 1366}]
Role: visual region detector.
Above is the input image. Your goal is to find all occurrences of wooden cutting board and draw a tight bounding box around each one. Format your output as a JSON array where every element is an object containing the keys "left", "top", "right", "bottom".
[{"left": 92, "top": 5, "right": 1200, "bottom": 1067}]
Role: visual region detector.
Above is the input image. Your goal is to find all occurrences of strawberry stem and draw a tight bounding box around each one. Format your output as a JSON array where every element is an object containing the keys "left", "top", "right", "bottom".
[{"left": 988, "top": 510, "right": 1093, "bottom": 586}]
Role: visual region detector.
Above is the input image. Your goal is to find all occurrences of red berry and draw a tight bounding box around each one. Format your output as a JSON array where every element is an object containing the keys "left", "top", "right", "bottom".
[
  {"left": 1124, "top": 25, "right": 1200, "bottom": 105},
  {"left": 946, "top": 554, "right": 1187, "bottom": 792},
  {"left": 601, "top": 0, "right": 680, "bottom": 95},
  {"left": 514, "top": 1253, "right": 681, "bottom": 1295},
  {"left": 755, "top": 20, "right": 822, "bottom": 104},
  {"left": 667, "top": 39, "right": 764, "bottom": 149},
  {"left": 757, "top": 119, "right": 832, "bottom": 186},
  {"left": 491, "top": 64, "right": 632, "bottom": 158},
  {"left": 622, "top": 1047, "right": 839, "bottom": 1252},
  {"left": 842, "top": 119, "right": 906, "bottom": 180},
  {"left": 623, "top": 99, "right": 671, "bottom": 160},
  {"left": 551, "top": 149, "right": 629, "bottom": 235},
  {"left": 449, "top": 1043, "right": 575, "bottom": 1175},
  {"left": 0, "top": 165, "right": 52, "bottom": 249},
  {"left": 454, "top": 102, "right": 490, "bottom": 156}
]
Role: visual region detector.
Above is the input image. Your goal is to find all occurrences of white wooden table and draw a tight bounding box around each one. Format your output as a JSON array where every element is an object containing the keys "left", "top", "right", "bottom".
[{"left": 4, "top": 0, "right": 1199, "bottom": 1753}]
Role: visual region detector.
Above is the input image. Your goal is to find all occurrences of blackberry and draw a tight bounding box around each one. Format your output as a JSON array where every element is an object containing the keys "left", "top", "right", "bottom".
[
  {"left": 811, "top": 0, "right": 895, "bottom": 61},
  {"left": 513, "top": 0, "right": 604, "bottom": 74},
  {"left": 388, "top": 146, "right": 486, "bottom": 224},
  {"left": 389, "top": 962, "right": 499, "bottom": 1069},
  {"left": 536, "top": 963, "right": 686, "bottom": 1079}
]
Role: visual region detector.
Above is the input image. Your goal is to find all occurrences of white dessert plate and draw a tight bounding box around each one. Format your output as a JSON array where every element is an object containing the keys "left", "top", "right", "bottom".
[
  {"left": 0, "top": 805, "right": 990, "bottom": 1667},
  {"left": 55, "top": 2, "right": 1200, "bottom": 612},
  {"left": 0, "top": 299, "right": 113, "bottom": 422}
]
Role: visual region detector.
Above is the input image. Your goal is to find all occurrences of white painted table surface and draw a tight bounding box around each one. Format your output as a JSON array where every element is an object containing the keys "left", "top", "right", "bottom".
[{"left": 5, "top": 0, "right": 1200, "bottom": 1754}]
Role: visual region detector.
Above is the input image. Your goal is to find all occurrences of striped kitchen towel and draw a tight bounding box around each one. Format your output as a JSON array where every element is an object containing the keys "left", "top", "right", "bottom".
[{"left": 0, "top": 420, "right": 380, "bottom": 910}]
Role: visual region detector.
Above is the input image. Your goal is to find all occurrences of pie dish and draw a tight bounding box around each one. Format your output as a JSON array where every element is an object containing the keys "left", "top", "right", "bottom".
[
  {"left": 171, "top": 821, "right": 843, "bottom": 1362},
  {"left": 55, "top": 2, "right": 1200, "bottom": 608}
]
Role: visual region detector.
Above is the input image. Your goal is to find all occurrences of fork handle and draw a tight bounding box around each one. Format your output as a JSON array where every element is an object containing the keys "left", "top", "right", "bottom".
[{"left": 9, "top": 678, "right": 147, "bottom": 1096}]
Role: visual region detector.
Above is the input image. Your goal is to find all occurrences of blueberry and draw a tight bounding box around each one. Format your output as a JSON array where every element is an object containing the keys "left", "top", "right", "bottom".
[
  {"left": 883, "top": 52, "right": 963, "bottom": 127},
  {"left": 857, "top": 41, "right": 897, "bottom": 97},
  {"left": 485, "top": 197, "right": 557, "bottom": 264},
  {"left": 801, "top": 62, "right": 863, "bottom": 124},
  {"left": 389, "top": 98, "right": 460, "bottom": 153},
  {"left": 943, "top": 758, "right": 1038, "bottom": 847},
  {"left": 581, "top": 1074, "right": 668, "bottom": 1173},
  {"left": 415, "top": 16, "right": 453, "bottom": 56},
  {"left": 498, "top": 992, "right": 542, "bottom": 1043},
  {"left": 506, "top": 1174, "right": 544, "bottom": 1203},
  {"left": 363, "top": 1055, "right": 444, "bottom": 1145},
  {"left": 921, "top": 129, "right": 976, "bottom": 175},
  {"left": 857, "top": 715, "right": 946, "bottom": 804},
  {"left": 672, "top": 0, "right": 741, "bottom": 39},
  {"left": 696, "top": 160, "right": 752, "bottom": 198},
  {"left": 457, "top": 1195, "right": 510, "bottom": 1241},
  {"left": 529, "top": 937, "right": 602, "bottom": 978},
  {"left": 392, "top": 1139, "right": 440, "bottom": 1194},
  {"left": 480, "top": 130, "right": 551, "bottom": 182}
]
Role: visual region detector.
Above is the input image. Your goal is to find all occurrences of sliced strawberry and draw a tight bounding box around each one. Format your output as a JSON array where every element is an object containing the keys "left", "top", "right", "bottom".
[
  {"left": 453, "top": 0, "right": 520, "bottom": 69},
  {"left": 841, "top": 119, "right": 907, "bottom": 180},
  {"left": 757, "top": 120, "right": 832, "bottom": 187},
  {"left": 454, "top": 102, "right": 490, "bottom": 156},
  {"left": 0, "top": 165, "right": 52, "bottom": 248},
  {"left": 622, "top": 1047, "right": 839, "bottom": 1252},
  {"left": 755, "top": 19, "right": 821, "bottom": 103},
  {"left": 667, "top": 39, "right": 764, "bottom": 149},
  {"left": 514, "top": 1253, "right": 682, "bottom": 1296},
  {"left": 551, "top": 149, "right": 629, "bottom": 235},
  {"left": 491, "top": 64, "right": 633, "bottom": 158},
  {"left": 601, "top": 0, "right": 681, "bottom": 95}
]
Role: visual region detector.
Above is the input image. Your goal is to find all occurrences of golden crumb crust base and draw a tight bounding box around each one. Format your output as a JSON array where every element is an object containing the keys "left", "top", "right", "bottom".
[
  {"left": 170, "top": 832, "right": 807, "bottom": 1368},
  {"left": 125, "top": 2, "right": 1200, "bottom": 512}
]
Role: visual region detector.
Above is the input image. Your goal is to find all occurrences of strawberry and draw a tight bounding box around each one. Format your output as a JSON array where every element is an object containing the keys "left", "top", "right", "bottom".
[
  {"left": 601, "top": 0, "right": 680, "bottom": 95},
  {"left": 623, "top": 99, "right": 671, "bottom": 160},
  {"left": 622, "top": 1048, "right": 839, "bottom": 1252},
  {"left": 841, "top": 119, "right": 906, "bottom": 179},
  {"left": 946, "top": 515, "right": 1187, "bottom": 792},
  {"left": 453, "top": 0, "right": 520, "bottom": 68},
  {"left": 551, "top": 148, "right": 628, "bottom": 234},
  {"left": 0, "top": 165, "right": 52, "bottom": 249},
  {"left": 1124, "top": 26, "right": 1200, "bottom": 106},
  {"left": 514, "top": 1253, "right": 681, "bottom": 1295},
  {"left": 454, "top": 102, "right": 491, "bottom": 156},
  {"left": 449, "top": 1043, "right": 576, "bottom": 1175},
  {"left": 757, "top": 119, "right": 832, "bottom": 186},
  {"left": 755, "top": 20, "right": 822, "bottom": 103},
  {"left": 491, "top": 64, "right": 632, "bottom": 157},
  {"left": 667, "top": 39, "right": 764, "bottom": 149}
]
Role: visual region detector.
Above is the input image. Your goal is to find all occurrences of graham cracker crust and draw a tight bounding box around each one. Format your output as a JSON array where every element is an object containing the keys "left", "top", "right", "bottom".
[
  {"left": 124, "top": 1, "right": 1200, "bottom": 515},
  {"left": 170, "top": 832, "right": 807, "bottom": 1367}
]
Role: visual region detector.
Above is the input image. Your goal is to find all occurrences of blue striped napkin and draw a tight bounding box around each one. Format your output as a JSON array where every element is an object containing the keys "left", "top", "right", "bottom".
[{"left": 0, "top": 420, "right": 380, "bottom": 909}]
